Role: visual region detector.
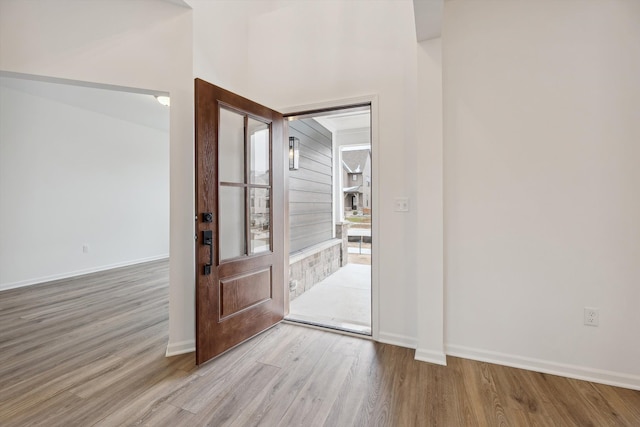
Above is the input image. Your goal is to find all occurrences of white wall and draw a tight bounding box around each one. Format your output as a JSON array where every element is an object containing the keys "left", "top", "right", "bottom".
[
  {"left": 0, "top": 80, "right": 169, "bottom": 289},
  {"left": 415, "top": 37, "right": 444, "bottom": 364},
  {"left": 0, "top": 0, "right": 195, "bottom": 355},
  {"left": 191, "top": 0, "right": 423, "bottom": 348},
  {"left": 0, "top": 0, "right": 445, "bottom": 363},
  {"left": 5, "top": 0, "right": 637, "bottom": 390},
  {"left": 443, "top": 0, "right": 640, "bottom": 389},
  {"left": 261, "top": 0, "right": 419, "bottom": 347}
]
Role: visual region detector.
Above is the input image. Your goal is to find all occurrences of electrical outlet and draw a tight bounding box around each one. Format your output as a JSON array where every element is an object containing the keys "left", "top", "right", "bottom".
[
  {"left": 395, "top": 197, "right": 409, "bottom": 212},
  {"left": 82, "top": 244, "right": 90, "bottom": 254},
  {"left": 584, "top": 307, "right": 599, "bottom": 326}
]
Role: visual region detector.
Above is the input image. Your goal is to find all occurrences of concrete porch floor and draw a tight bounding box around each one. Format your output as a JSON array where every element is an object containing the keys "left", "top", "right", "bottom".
[{"left": 286, "top": 263, "right": 371, "bottom": 335}]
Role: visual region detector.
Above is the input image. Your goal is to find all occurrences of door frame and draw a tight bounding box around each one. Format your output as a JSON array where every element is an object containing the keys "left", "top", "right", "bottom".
[{"left": 280, "top": 94, "right": 379, "bottom": 341}]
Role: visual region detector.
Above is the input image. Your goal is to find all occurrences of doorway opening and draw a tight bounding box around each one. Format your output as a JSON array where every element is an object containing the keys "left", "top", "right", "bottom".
[
  {"left": 0, "top": 72, "right": 170, "bottom": 293},
  {"left": 284, "top": 105, "right": 372, "bottom": 335}
]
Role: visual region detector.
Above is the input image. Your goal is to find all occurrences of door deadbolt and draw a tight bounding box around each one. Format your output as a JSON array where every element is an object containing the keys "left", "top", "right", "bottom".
[{"left": 202, "top": 230, "right": 213, "bottom": 275}]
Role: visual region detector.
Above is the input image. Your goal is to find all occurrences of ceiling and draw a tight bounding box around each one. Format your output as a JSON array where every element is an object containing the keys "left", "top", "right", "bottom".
[
  {"left": 315, "top": 110, "right": 370, "bottom": 133},
  {"left": 1, "top": 0, "right": 441, "bottom": 136},
  {"left": 160, "top": 0, "right": 191, "bottom": 8},
  {"left": 0, "top": 74, "right": 170, "bottom": 133},
  {"left": 162, "top": 0, "right": 442, "bottom": 42},
  {"left": 414, "top": 0, "right": 443, "bottom": 41},
  {"left": 1, "top": 72, "right": 368, "bottom": 136}
]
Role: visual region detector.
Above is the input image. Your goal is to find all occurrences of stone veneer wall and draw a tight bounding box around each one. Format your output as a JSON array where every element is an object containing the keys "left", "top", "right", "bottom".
[{"left": 289, "top": 239, "right": 342, "bottom": 301}]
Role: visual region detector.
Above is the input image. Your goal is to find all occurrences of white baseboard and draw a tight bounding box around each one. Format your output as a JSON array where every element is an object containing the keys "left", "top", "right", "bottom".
[
  {"left": 415, "top": 348, "right": 447, "bottom": 366},
  {"left": 377, "top": 331, "right": 417, "bottom": 349},
  {"left": 446, "top": 344, "right": 640, "bottom": 391},
  {"left": 165, "top": 339, "right": 195, "bottom": 357},
  {"left": 0, "top": 254, "right": 170, "bottom": 291}
]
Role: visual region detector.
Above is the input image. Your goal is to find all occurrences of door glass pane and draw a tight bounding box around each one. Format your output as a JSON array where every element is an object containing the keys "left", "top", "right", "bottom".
[
  {"left": 250, "top": 187, "right": 270, "bottom": 254},
  {"left": 219, "top": 186, "right": 246, "bottom": 260},
  {"left": 248, "top": 118, "right": 270, "bottom": 185},
  {"left": 219, "top": 107, "right": 245, "bottom": 183}
]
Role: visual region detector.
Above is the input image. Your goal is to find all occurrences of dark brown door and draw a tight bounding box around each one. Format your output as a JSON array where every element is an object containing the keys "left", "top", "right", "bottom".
[{"left": 195, "top": 79, "right": 285, "bottom": 365}]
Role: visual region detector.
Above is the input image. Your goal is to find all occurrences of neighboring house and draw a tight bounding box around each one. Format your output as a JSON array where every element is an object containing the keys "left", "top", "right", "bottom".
[{"left": 342, "top": 149, "right": 371, "bottom": 214}]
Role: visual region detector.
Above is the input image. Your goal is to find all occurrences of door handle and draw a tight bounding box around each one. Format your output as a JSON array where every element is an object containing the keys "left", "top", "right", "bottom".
[{"left": 203, "top": 230, "right": 213, "bottom": 275}]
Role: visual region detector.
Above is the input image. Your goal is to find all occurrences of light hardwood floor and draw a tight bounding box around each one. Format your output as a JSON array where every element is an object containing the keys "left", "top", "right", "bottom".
[{"left": 1, "top": 260, "right": 639, "bottom": 426}]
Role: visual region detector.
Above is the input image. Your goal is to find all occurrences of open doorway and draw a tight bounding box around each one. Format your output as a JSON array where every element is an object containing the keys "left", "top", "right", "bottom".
[
  {"left": 0, "top": 72, "right": 170, "bottom": 293},
  {"left": 284, "top": 105, "right": 372, "bottom": 335}
]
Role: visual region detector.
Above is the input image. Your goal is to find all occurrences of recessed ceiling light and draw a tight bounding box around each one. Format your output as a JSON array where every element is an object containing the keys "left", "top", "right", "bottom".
[{"left": 155, "top": 95, "right": 170, "bottom": 107}]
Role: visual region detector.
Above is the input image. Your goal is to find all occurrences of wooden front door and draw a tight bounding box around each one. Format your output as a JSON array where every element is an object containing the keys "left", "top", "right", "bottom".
[{"left": 195, "top": 79, "right": 285, "bottom": 365}]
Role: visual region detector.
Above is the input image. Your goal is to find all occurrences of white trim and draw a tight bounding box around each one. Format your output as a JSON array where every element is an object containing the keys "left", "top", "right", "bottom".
[
  {"left": 415, "top": 348, "right": 447, "bottom": 366},
  {"left": 165, "top": 339, "right": 195, "bottom": 357},
  {"left": 279, "top": 95, "right": 375, "bottom": 116},
  {"left": 378, "top": 331, "right": 417, "bottom": 349},
  {"left": 446, "top": 344, "right": 640, "bottom": 391},
  {"left": 338, "top": 149, "right": 345, "bottom": 222},
  {"left": 370, "top": 96, "right": 380, "bottom": 342},
  {"left": 283, "top": 320, "right": 373, "bottom": 340},
  {"left": 0, "top": 254, "right": 170, "bottom": 291},
  {"left": 280, "top": 94, "right": 380, "bottom": 342}
]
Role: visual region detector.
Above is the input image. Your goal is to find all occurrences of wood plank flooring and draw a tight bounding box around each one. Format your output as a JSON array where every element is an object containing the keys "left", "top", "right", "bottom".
[{"left": 1, "top": 260, "right": 639, "bottom": 426}]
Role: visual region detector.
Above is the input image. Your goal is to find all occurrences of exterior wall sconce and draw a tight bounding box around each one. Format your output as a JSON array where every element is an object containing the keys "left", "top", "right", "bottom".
[{"left": 289, "top": 137, "right": 299, "bottom": 170}]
